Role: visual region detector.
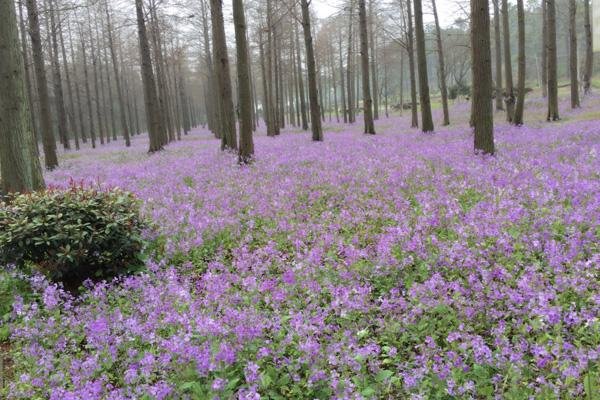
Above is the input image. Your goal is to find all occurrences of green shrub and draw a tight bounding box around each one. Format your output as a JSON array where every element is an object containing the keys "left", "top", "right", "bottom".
[{"left": 0, "top": 185, "right": 148, "bottom": 288}]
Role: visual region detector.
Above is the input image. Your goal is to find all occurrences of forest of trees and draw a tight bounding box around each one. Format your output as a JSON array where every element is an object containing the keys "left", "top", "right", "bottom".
[
  {"left": 2, "top": 1, "right": 599, "bottom": 397},
  {"left": 0, "top": 0, "right": 597, "bottom": 193}
]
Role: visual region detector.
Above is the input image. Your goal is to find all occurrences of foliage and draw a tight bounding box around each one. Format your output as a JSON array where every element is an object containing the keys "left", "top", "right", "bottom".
[
  {"left": 448, "top": 82, "right": 471, "bottom": 100},
  {"left": 0, "top": 185, "right": 147, "bottom": 287},
  {"left": 3, "top": 112, "right": 600, "bottom": 399}
]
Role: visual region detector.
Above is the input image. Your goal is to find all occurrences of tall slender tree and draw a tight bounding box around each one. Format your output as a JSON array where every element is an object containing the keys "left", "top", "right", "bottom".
[
  {"left": 58, "top": 8, "right": 80, "bottom": 150},
  {"left": 135, "top": 0, "right": 163, "bottom": 152},
  {"left": 48, "top": 0, "right": 69, "bottom": 150},
  {"left": 359, "top": 0, "right": 375, "bottom": 134},
  {"left": 568, "top": 0, "right": 579, "bottom": 108},
  {"left": 493, "top": 0, "right": 504, "bottom": 111},
  {"left": 471, "top": 0, "right": 494, "bottom": 155},
  {"left": 368, "top": 0, "right": 379, "bottom": 120},
  {"left": 1, "top": 0, "right": 45, "bottom": 193},
  {"left": 546, "top": 0, "right": 559, "bottom": 121},
  {"left": 210, "top": 0, "right": 237, "bottom": 150},
  {"left": 405, "top": 0, "right": 418, "bottom": 128},
  {"left": 501, "top": 0, "right": 514, "bottom": 122},
  {"left": 541, "top": 0, "right": 547, "bottom": 97},
  {"left": 18, "top": 0, "right": 40, "bottom": 149},
  {"left": 26, "top": 0, "right": 59, "bottom": 170},
  {"left": 431, "top": 0, "right": 449, "bottom": 125},
  {"left": 300, "top": 0, "right": 323, "bottom": 141},
  {"left": 346, "top": 1, "right": 356, "bottom": 124},
  {"left": 295, "top": 22, "right": 309, "bottom": 130},
  {"left": 105, "top": 1, "right": 131, "bottom": 146},
  {"left": 233, "top": 0, "right": 254, "bottom": 163},
  {"left": 79, "top": 22, "right": 97, "bottom": 148},
  {"left": 413, "top": 0, "right": 433, "bottom": 132},
  {"left": 583, "top": 0, "right": 593, "bottom": 95},
  {"left": 514, "top": 0, "right": 526, "bottom": 125}
]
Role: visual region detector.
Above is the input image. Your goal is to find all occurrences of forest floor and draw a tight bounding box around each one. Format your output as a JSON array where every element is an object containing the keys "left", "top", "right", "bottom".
[{"left": 2, "top": 93, "right": 600, "bottom": 399}]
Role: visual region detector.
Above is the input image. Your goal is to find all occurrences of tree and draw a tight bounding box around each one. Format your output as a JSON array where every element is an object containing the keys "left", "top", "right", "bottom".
[
  {"left": 514, "top": 0, "right": 525, "bottom": 125},
  {"left": 583, "top": 0, "right": 593, "bottom": 95},
  {"left": 135, "top": 0, "right": 163, "bottom": 152},
  {"left": 105, "top": 1, "right": 131, "bottom": 146},
  {"left": 546, "top": 0, "right": 559, "bottom": 121},
  {"left": 431, "top": 0, "right": 449, "bottom": 125},
  {"left": 541, "top": 0, "right": 547, "bottom": 97},
  {"left": 294, "top": 22, "right": 309, "bottom": 130},
  {"left": 404, "top": 0, "right": 418, "bottom": 128},
  {"left": 0, "top": 0, "right": 45, "bottom": 193},
  {"left": 413, "top": 0, "right": 433, "bottom": 132},
  {"left": 501, "top": 0, "right": 514, "bottom": 123},
  {"left": 233, "top": 0, "right": 254, "bottom": 163},
  {"left": 18, "top": 0, "right": 40, "bottom": 150},
  {"left": 346, "top": 1, "right": 356, "bottom": 124},
  {"left": 493, "top": 0, "right": 503, "bottom": 111},
  {"left": 210, "top": 0, "right": 237, "bottom": 150},
  {"left": 48, "top": 0, "right": 70, "bottom": 150},
  {"left": 300, "top": 0, "right": 323, "bottom": 141},
  {"left": 471, "top": 0, "right": 494, "bottom": 155},
  {"left": 368, "top": 0, "right": 379, "bottom": 120},
  {"left": 26, "top": 0, "right": 59, "bottom": 170},
  {"left": 359, "top": 0, "right": 375, "bottom": 134},
  {"left": 200, "top": 0, "right": 218, "bottom": 137},
  {"left": 57, "top": 8, "right": 80, "bottom": 150},
  {"left": 79, "top": 21, "right": 97, "bottom": 148},
  {"left": 568, "top": 0, "right": 579, "bottom": 108}
]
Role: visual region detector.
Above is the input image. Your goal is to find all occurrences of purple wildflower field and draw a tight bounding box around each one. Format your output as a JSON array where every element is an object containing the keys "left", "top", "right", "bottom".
[{"left": 3, "top": 97, "right": 600, "bottom": 399}]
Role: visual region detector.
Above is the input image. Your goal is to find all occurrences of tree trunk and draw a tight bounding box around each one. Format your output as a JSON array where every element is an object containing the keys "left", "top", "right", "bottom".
[
  {"left": 339, "top": 33, "right": 348, "bottom": 123},
  {"left": 69, "top": 21, "right": 87, "bottom": 145},
  {"left": 493, "top": 0, "right": 504, "bottom": 110},
  {"left": 329, "top": 45, "right": 340, "bottom": 123},
  {"left": 97, "top": 20, "right": 115, "bottom": 143},
  {"left": 471, "top": 0, "right": 494, "bottom": 155},
  {"left": 265, "top": 0, "right": 277, "bottom": 136},
  {"left": 18, "top": 0, "right": 41, "bottom": 151},
  {"left": 406, "top": 0, "right": 418, "bottom": 128},
  {"left": 57, "top": 8, "right": 80, "bottom": 150},
  {"left": 346, "top": 1, "right": 356, "bottom": 124},
  {"left": 25, "top": 0, "right": 58, "bottom": 170},
  {"left": 359, "top": 0, "right": 375, "bottom": 134},
  {"left": 369, "top": 0, "right": 379, "bottom": 120},
  {"left": 569, "top": 0, "right": 579, "bottom": 108},
  {"left": 541, "top": 0, "right": 547, "bottom": 97},
  {"left": 294, "top": 22, "right": 308, "bottom": 130},
  {"left": 135, "top": 0, "right": 163, "bottom": 152},
  {"left": 149, "top": 4, "right": 172, "bottom": 145},
  {"left": 583, "top": 0, "right": 593, "bottom": 95},
  {"left": 432, "top": 0, "right": 450, "bottom": 125},
  {"left": 105, "top": 2, "right": 131, "bottom": 146},
  {"left": 233, "top": 0, "right": 253, "bottom": 163},
  {"left": 413, "top": 0, "right": 434, "bottom": 132},
  {"left": 546, "top": 0, "right": 559, "bottom": 121},
  {"left": 88, "top": 10, "right": 106, "bottom": 146},
  {"left": 259, "top": 29, "right": 272, "bottom": 134},
  {"left": 514, "top": 0, "right": 525, "bottom": 125},
  {"left": 300, "top": 0, "right": 323, "bottom": 141},
  {"left": 502, "top": 0, "right": 515, "bottom": 122},
  {"left": 384, "top": 36, "right": 390, "bottom": 118},
  {"left": 200, "top": 0, "right": 218, "bottom": 137},
  {"left": 210, "top": 0, "right": 237, "bottom": 150},
  {"left": 80, "top": 25, "right": 97, "bottom": 148},
  {"left": 177, "top": 53, "right": 191, "bottom": 135},
  {"left": 0, "top": 0, "right": 45, "bottom": 193},
  {"left": 48, "top": 0, "right": 69, "bottom": 150}
]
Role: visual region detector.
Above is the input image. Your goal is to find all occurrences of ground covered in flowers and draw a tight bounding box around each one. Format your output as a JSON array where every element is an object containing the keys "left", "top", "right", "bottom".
[{"left": 2, "top": 101, "right": 600, "bottom": 399}]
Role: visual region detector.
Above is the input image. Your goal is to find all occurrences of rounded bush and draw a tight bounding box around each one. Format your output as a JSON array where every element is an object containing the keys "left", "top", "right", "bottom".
[{"left": 0, "top": 185, "right": 147, "bottom": 287}]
